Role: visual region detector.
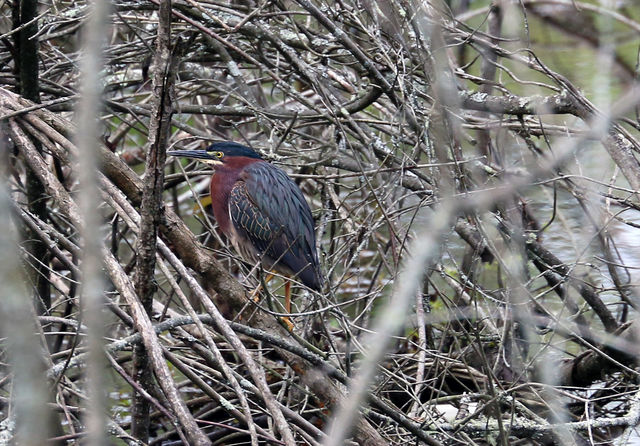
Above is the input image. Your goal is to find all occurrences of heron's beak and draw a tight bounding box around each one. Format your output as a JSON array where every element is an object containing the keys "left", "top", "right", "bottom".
[{"left": 167, "top": 150, "right": 222, "bottom": 165}]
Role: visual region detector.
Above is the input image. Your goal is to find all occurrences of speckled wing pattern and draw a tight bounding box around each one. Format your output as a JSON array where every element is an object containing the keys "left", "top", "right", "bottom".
[{"left": 228, "top": 161, "right": 321, "bottom": 291}]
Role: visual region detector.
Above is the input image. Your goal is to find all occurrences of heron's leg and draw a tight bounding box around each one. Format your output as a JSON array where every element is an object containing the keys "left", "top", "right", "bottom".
[
  {"left": 280, "top": 280, "right": 294, "bottom": 331},
  {"left": 252, "top": 272, "right": 294, "bottom": 331},
  {"left": 250, "top": 273, "right": 274, "bottom": 302},
  {"left": 284, "top": 280, "right": 291, "bottom": 313}
]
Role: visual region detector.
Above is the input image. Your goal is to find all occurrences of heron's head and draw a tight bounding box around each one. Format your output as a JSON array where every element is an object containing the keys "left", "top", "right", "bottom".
[{"left": 167, "top": 142, "right": 262, "bottom": 166}]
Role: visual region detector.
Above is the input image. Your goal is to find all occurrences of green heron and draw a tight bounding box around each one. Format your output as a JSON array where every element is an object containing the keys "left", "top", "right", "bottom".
[{"left": 168, "top": 142, "right": 322, "bottom": 322}]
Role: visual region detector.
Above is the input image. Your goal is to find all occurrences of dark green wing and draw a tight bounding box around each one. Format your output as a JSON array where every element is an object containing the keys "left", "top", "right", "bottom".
[{"left": 228, "top": 161, "right": 321, "bottom": 290}]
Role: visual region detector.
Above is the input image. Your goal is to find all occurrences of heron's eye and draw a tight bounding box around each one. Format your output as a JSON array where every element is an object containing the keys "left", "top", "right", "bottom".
[{"left": 207, "top": 151, "right": 224, "bottom": 159}]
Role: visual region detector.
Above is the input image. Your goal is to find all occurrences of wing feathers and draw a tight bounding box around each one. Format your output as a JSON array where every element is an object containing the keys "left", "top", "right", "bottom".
[{"left": 228, "top": 162, "right": 321, "bottom": 290}]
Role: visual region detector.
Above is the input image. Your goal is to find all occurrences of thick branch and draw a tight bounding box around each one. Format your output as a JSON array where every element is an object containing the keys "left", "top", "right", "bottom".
[{"left": 131, "top": 0, "right": 175, "bottom": 440}]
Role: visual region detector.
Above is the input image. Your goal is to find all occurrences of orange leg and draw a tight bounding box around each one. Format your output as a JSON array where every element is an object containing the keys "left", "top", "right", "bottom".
[
  {"left": 251, "top": 274, "right": 294, "bottom": 331},
  {"left": 250, "top": 273, "right": 274, "bottom": 302},
  {"left": 284, "top": 280, "right": 291, "bottom": 313},
  {"left": 281, "top": 280, "right": 294, "bottom": 331}
]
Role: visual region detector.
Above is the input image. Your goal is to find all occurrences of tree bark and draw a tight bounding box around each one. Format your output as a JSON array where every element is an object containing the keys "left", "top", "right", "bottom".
[{"left": 131, "top": 0, "right": 176, "bottom": 441}]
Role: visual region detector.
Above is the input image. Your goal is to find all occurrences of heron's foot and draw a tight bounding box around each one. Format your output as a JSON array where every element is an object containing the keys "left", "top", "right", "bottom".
[
  {"left": 279, "top": 316, "right": 294, "bottom": 332},
  {"left": 251, "top": 273, "right": 275, "bottom": 303},
  {"left": 250, "top": 285, "right": 262, "bottom": 303}
]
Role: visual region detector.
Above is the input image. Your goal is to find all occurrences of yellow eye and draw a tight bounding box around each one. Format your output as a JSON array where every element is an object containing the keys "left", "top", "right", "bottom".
[{"left": 207, "top": 151, "right": 224, "bottom": 159}]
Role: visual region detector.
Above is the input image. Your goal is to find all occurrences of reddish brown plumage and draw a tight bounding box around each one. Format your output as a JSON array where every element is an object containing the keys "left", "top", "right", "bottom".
[{"left": 209, "top": 156, "right": 261, "bottom": 237}]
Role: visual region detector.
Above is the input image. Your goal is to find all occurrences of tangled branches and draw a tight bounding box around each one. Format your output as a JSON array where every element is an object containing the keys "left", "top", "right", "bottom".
[{"left": 2, "top": 0, "right": 640, "bottom": 444}]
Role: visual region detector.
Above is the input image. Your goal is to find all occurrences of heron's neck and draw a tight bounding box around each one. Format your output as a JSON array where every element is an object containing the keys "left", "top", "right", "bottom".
[{"left": 209, "top": 157, "right": 262, "bottom": 235}]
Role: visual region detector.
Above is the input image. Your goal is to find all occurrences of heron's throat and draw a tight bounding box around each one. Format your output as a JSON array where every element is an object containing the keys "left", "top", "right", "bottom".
[{"left": 209, "top": 157, "right": 263, "bottom": 237}]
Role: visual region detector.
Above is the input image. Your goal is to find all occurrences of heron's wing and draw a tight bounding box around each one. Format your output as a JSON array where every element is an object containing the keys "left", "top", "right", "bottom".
[
  {"left": 229, "top": 181, "right": 279, "bottom": 251},
  {"left": 229, "top": 162, "right": 321, "bottom": 290}
]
